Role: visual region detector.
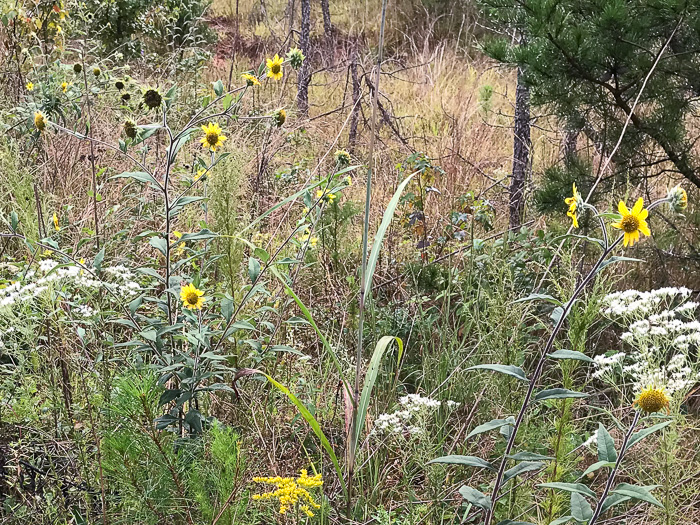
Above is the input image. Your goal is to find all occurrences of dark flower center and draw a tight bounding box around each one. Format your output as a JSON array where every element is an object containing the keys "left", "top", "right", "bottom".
[
  {"left": 185, "top": 292, "right": 199, "bottom": 305},
  {"left": 271, "top": 64, "right": 281, "bottom": 74},
  {"left": 621, "top": 214, "right": 640, "bottom": 233},
  {"left": 206, "top": 132, "right": 219, "bottom": 146}
]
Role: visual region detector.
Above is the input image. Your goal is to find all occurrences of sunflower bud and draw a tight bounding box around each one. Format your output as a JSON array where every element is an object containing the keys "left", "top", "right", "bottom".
[
  {"left": 334, "top": 149, "right": 351, "bottom": 168},
  {"left": 93, "top": 67, "right": 101, "bottom": 77},
  {"left": 286, "top": 47, "right": 305, "bottom": 70},
  {"left": 667, "top": 185, "right": 688, "bottom": 212}
]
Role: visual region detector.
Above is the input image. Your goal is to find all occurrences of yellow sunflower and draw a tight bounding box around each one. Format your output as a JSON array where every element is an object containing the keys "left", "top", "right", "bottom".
[
  {"left": 611, "top": 198, "right": 651, "bottom": 247},
  {"left": 180, "top": 283, "right": 205, "bottom": 310},
  {"left": 633, "top": 386, "right": 670, "bottom": 414},
  {"left": 26, "top": 82, "right": 34, "bottom": 91},
  {"left": 266, "top": 54, "right": 284, "bottom": 81},
  {"left": 61, "top": 82, "right": 69, "bottom": 93},
  {"left": 242, "top": 73, "right": 260, "bottom": 87},
  {"left": 53, "top": 212, "right": 59, "bottom": 231},
  {"left": 564, "top": 182, "right": 581, "bottom": 228},
  {"left": 200, "top": 122, "right": 227, "bottom": 152}
]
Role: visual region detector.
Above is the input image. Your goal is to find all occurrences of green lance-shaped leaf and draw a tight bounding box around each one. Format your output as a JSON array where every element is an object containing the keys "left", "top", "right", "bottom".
[
  {"left": 548, "top": 517, "right": 575, "bottom": 525},
  {"left": 110, "top": 170, "right": 160, "bottom": 187},
  {"left": 428, "top": 455, "right": 495, "bottom": 470},
  {"left": 467, "top": 418, "right": 514, "bottom": 439},
  {"left": 508, "top": 451, "right": 554, "bottom": 461},
  {"left": 625, "top": 420, "right": 672, "bottom": 452},
  {"left": 547, "top": 349, "right": 593, "bottom": 363},
  {"left": 466, "top": 364, "right": 528, "bottom": 381},
  {"left": 503, "top": 461, "right": 545, "bottom": 484},
  {"left": 580, "top": 460, "right": 616, "bottom": 478},
  {"left": 597, "top": 423, "right": 618, "bottom": 462},
  {"left": 248, "top": 256, "right": 261, "bottom": 283},
  {"left": 233, "top": 369, "right": 347, "bottom": 496},
  {"left": 458, "top": 485, "right": 491, "bottom": 510},
  {"left": 599, "top": 493, "right": 631, "bottom": 514},
  {"left": 535, "top": 388, "right": 589, "bottom": 402},
  {"left": 537, "top": 482, "right": 597, "bottom": 499},
  {"left": 611, "top": 483, "right": 664, "bottom": 508},
  {"left": 570, "top": 492, "right": 593, "bottom": 522},
  {"left": 512, "top": 293, "right": 562, "bottom": 306},
  {"left": 594, "top": 255, "right": 645, "bottom": 275},
  {"left": 363, "top": 173, "right": 415, "bottom": 298},
  {"left": 353, "top": 335, "right": 404, "bottom": 447},
  {"left": 149, "top": 236, "right": 167, "bottom": 256},
  {"left": 496, "top": 521, "right": 536, "bottom": 525}
]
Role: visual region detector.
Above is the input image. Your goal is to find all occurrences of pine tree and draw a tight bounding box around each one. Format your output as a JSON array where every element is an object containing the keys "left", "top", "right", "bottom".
[{"left": 480, "top": 0, "right": 700, "bottom": 189}]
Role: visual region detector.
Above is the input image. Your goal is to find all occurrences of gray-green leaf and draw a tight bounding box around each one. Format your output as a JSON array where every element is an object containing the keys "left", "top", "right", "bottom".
[
  {"left": 597, "top": 423, "right": 617, "bottom": 462},
  {"left": 535, "top": 388, "right": 589, "bottom": 401},
  {"left": 467, "top": 418, "right": 514, "bottom": 439},
  {"left": 547, "top": 349, "right": 593, "bottom": 363},
  {"left": 467, "top": 364, "right": 528, "bottom": 381},
  {"left": 570, "top": 492, "right": 593, "bottom": 522},
  {"left": 458, "top": 485, "right": 491, "bottom": 510},
  {"left": 428, "top": 455, "right": 494, "bottom": 470}
]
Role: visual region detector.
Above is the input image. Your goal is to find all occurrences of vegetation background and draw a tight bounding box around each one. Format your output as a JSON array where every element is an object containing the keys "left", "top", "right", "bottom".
[{"left": 0, "top": 0, "right": 699, "bottom": 524}]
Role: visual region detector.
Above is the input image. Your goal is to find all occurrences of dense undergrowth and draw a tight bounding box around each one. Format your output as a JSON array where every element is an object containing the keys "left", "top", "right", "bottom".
[{"left": 0, "top": 0, "right": 699, "bottom": 524}]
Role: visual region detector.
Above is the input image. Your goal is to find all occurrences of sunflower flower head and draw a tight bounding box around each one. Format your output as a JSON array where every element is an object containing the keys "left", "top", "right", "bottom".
[
  {"left": 564, "top": 182, "right": 583, "bottom": 228},
  {"left": 180, "top": 283, "right": 205, "bottom": 310},
  {"left": 200, "top": 122, "right": 227, "bottom": 152},
  {"left": 286, "top": 47, "right": 305, "bottom": 69},
  {"left": 611, "top": 198, "right": 651, "bottom": 247},
  {"left": 252, "top": 470, "right": 323, "bottom": 516},
  {"left": 242, "top": 73, "right": 260, "bottom": 87},
  {"left": 634, "top": 386, "right": 670, "bottom": 414},
  {"left": 53, "top": 212, "right": 59, "bottom": 231},
  {"left": 667, "top": 185, "right": 688, "bottom": 213},
  {"left": 34, "top": 111, "right": 48, "bottom": 132},
  {"left": 61, "top": 81, "right": 69, "bottom": 93},
  {"left": 266, "top": 54, "right": 284, "bottom": 80},
  {"left": 26, "top": 82, "right": 34, "bottom": 91}
]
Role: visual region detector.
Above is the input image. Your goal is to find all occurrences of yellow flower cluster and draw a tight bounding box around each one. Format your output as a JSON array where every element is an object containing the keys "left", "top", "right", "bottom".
[{"left": 252, "top": 470, "right": 323, "bottom": 517}]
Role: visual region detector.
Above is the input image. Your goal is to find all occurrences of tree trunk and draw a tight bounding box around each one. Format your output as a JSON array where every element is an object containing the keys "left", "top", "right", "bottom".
[
  {"left": 509, "top": 64, "right": 531, "bottom": 229},
  {"left": 296, "top": 0, "right": 311, "bottom": 116},
  {"left": 321, "top": 0, "right": 333, "bottom": 38},
  {"left": 348, "top": 42, "right": 360, "bottom": 151}
]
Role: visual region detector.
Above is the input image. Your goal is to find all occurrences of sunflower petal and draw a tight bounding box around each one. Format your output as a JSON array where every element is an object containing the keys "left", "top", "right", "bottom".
[
  {"left": 632, "top": 197, "right": 644, "bottom": 215},
  {"left": 618, "top": 201, "right": 629, "bottom": 215},
  {"left": 639, "top": 222, "right": 651, "bottom": 236}
]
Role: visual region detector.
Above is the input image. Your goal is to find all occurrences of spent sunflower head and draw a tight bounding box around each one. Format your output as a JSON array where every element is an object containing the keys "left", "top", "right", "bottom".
[
  {"left": 266, "top": 54, "right": 284, "bottom": 80},
  {"left": 34, "top": 111, "right": 47, "bottom": 132},
  {"left": 667, "top": 185, "right": 688, "bottom": 213},
  {"left": 124, "top": 119, "right": 138, "bottom": 139},
  {"left": 286, "top": 47, "right": 305, "bottom": 69},
  {"left": 200, "top": 122, "right": 227, "bottom": 152},
  {"left": 180, "top": 283, "right": 205, "bottom": 310},
  {"left": 634, "top": 386, "right": 670, "bottom": 414},
  {"left": 92, "top": 67, "right": 101, "bottom": 77},
  {"left": 121, "top": 92, "right": 131, "bottom": 102},
  {"left": 143, "top": 88, "right": 163, "bottom": 109},
  {"left": 73, "top": 63, "right": 82, "bottom": 74},
  {"left": 115, "top": 80, "right": 125, "bottom": 90},
  {"left": 564, "top": 182, "right": 583, "bottom": 228},
  {"left": 611, "top": 198, "right": 651, "bottom": 247},
  {"left": 242, "top": 73, "right": 260, "bottom": 87}
]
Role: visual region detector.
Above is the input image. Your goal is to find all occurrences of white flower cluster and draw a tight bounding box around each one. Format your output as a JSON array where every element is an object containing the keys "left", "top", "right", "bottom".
[
  {"left": 372, "top": 394, "right": 459, "bottom": 438},
  {"left": 602, "top": 287, "right": 691, "bottom": 318},
  {"left": 0, "top": 259, "right": 140, "bottom": 311},
  {"left": 596, "top": 287, "right": 700, "bottom": 401}
]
